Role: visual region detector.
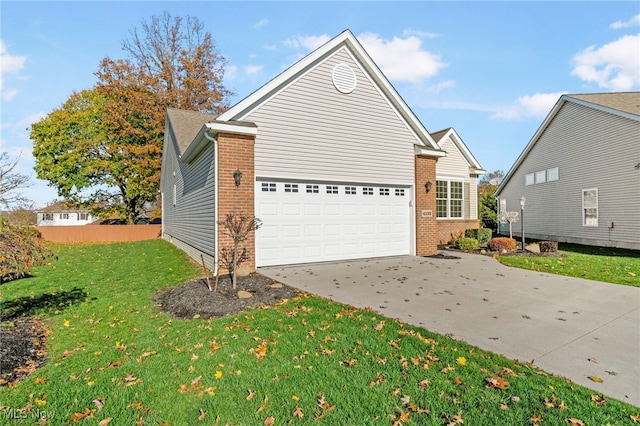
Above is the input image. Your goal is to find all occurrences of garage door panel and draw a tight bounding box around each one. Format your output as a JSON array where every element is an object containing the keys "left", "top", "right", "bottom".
[{"left": 256, "top": 180, "right": 411, "bottom": 267}]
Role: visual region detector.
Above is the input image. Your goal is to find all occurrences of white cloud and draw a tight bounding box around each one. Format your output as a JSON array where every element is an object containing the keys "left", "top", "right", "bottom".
[
  {"left": 262, "top": 44, "right": 277, "bottom": 51},
  {"left": 424, "top": 80, "right": 455, "bottom": 94},
  {"left": 610, "top": 14, "right": 640, "bottom": 29},
  {"left": 284, "top": 34, "right": 331, "bottom": 51},
  {"left": 491, "top": 92, "right": 567, "bottom": 120},
  {"left": 571, "top": 33, "right": 640, "bottom": 90},
  {"left": 253, "top": 18, "right": 268, "bottom": 30},
  {"left": 225, "top": 64, "right": 238, "bottom": 81},
  {"left": 0, "top": 40, "right": 27, "bottom": 101},
  {"left": 244, "top": 64, "right": 263, "bottom": 75},
  {"left": 402, "top": 29, "right": 439, "bottom": 39},
  {"left": 357, "top": 32, "right": 447, "bottom": 83}
]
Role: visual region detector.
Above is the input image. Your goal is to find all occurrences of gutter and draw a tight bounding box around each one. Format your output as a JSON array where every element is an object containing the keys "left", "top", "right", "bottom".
[{"left": 203, "top": 130, "right": 219, "bottom": 277}]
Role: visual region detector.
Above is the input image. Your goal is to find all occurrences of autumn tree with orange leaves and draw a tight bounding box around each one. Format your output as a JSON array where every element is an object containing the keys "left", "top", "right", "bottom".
[{"left": 31, "top": 12, "right": 232, "bottom": 223}]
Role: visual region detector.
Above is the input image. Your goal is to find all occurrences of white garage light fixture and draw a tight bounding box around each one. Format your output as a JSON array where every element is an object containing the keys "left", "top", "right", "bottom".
[{"left": 233, "top": 169, "right": 243, "bottom": 187}]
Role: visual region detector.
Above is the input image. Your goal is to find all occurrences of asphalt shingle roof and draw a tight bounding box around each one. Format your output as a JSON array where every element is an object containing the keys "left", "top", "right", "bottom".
[
  {"left": 166, "top": 108, "right": 217, "bottom": 154},
  {"left": 567, "top": 92, "right": 640, "bottom": 117}
]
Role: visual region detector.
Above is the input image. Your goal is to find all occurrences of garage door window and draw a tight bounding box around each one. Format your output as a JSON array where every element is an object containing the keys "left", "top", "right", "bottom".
[
  {"left": 345, "top": 186, "right": 356, "bottom": 195},
  {"left": 395, "top": 188, "right": 405, "bottom": 196},
  {"left": 379, "top": 188, "right": 390, "bottom": 196},
  {"left": 262, "top": 182, "right": 276, "bottom": 192},
  {"left": 326, "top": 185, "right": 338, "bottom": 194},
  {"left": 284, "top": 184, "right": 299, "bottom": 193},
  {"left": 306, "top": 184, "right": 319, "bottom": 194},
  {"left": 363, "top": 187, "right": 373, "bottom": 195}
]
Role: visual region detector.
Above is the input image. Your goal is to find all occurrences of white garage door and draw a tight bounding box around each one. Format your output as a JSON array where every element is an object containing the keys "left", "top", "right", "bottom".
[{"left": 255, "top": 180, "right": 411, "bottom": 267}]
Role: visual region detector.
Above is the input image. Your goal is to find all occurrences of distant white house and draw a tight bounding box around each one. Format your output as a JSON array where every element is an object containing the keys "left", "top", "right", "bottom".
[
  {"left": 495, "top": 92, "right": 640, "bottom": 250},
  {"left": 36, "top": 202, "right": 94, "bottom": 226}
]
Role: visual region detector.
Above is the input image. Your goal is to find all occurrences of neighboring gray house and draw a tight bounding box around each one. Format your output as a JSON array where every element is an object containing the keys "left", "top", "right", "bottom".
[
  {"left": 495, "top": 92, "right": 640, "bottom": 250},
  {"left": 160, "top": 30, "right": 484, "bottom": 274}
]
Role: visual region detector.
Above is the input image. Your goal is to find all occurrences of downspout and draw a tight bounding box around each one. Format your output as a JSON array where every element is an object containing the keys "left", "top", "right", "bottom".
[{"left": 203, "top": 130, "right": 219, "bottom": 276}]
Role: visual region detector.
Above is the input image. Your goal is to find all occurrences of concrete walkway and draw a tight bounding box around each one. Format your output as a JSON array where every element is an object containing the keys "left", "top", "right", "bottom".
[{"left": 259, "top": 253, "right": 640, "bottom": 407}]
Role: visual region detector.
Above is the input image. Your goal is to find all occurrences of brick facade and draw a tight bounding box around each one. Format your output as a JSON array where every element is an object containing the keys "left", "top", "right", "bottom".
[
  {"left": 217, "top": 132, "right": 256, "bottom": 275},
  {"left": 435, "top": 219, "right": 479, "bottom": 246},
  {"left": 414, "top": 155, "right": 438, "bottom": 256}
]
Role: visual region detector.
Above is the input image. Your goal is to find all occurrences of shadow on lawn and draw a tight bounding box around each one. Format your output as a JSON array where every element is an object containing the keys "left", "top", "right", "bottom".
[{"left": 0, "top": 287, "right": 88, "bottom": 321}]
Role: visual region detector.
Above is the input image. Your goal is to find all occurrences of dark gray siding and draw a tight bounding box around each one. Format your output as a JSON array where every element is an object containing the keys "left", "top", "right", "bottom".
[{"left": 161, "top": 124, "right": 217, "bottom": 270}]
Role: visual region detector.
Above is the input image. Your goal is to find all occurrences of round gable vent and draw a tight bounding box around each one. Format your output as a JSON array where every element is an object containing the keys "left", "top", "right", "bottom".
[{"left": 332, "top": 64, "right": 357, "bottom": 94}]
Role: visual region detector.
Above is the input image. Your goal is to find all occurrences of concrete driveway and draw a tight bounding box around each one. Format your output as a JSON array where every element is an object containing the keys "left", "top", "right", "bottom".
[{"left": 259, "top": 253, "right": 640, "bottom": 407}]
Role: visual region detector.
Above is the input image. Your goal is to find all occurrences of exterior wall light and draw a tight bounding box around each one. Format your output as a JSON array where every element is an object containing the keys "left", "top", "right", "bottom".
[
  {"left": 425, "top": 181, "right": 433, "bottom": 193},
  {"left": 233, "top": 168, "right": 243, "bottom": 187}
]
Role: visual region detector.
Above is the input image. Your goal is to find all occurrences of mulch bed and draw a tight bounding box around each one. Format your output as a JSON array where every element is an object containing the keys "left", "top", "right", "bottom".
[
  {"left": 154, "top": 273, "right": 299, "bottom": 320},
  {"left": 0, "top": 318, "right": 49, "bottom": 386}
]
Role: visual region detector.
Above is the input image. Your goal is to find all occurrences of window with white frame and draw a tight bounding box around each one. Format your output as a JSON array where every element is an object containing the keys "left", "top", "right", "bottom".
[
  {"left": 525, "top": 173, "right": 535, "bottom": 186},
  {"left": 582, "top": 188, "right": 598, "bottom": 226},
  {"left": 79, "top": 213, "right": 88, "bottom": 221},
  {"left": 306, "top": 184, "right": 319, "bottom": 194},
  {"left": 547, "top": 167, "right": 559, "bottom": 181},
  {"left": 395, "top": 188, "right": 405, "bottom": 196},
  {"left": 345, "top": 186, "right": 356, "bottom": 195},
  {"left": 362, "top": 187, "right": 373, "bottom": 195},
  {"left": 61, "top": 213, "right": 69, "bottom": 220},
  {"left": 379, "top": 188, "right": 390, "bottom": 196},
  {"left": 326, "top": 185, "right": 338, "bottom": 194},
  {"left": 43, "top": 213, "right": 53, "bottom": 221},
  {"left": 535, "top": 170, "right": 546, "bottom": 184},
  {"left": 436, "top": 180, "right": 463, "bottom": 218}
]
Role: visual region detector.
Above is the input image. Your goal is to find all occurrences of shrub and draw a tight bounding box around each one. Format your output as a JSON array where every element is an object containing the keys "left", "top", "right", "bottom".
[
  {"left": 539, "top": 241, "right": 558, "bottom": 253},
  {"left": 487, "top": 237, "right": 517, "bottom": 252},
  {"left": 465, "top": 228, "right": 492, "bottom": 245},
  {"left": 0, "top": 218, "right": 55, "bottom": 283},
  {"left": 455, "top": 237, "right": 479, "bottom": 251}
]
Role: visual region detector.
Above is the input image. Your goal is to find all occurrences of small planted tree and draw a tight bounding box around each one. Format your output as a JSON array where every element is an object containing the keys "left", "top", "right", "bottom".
[
  {"left": 218, "top": 212, "right": 262, "bottom": 290},
  {"left": 0, "top": 218, "right": 55, "bottom": 284},
  {"left": 500, "top": 210, "right": 519, "bottom": 239}
]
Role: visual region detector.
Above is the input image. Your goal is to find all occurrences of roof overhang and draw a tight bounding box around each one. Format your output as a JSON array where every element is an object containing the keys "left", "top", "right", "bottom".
[
  {"left": 180, "top": 120, "right": 257, "bottom": 164},
  {"left": 414, "top": 144, "right": 447, "bottom": 157}
]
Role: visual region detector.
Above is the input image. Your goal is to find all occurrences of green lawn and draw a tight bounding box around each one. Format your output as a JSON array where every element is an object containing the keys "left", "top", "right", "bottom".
[
  {"left": 498, "top": 243, "right": 640, "bottom": 287},
  {"left": 1, "top": 240, "right": 638, "bottom": 425}
]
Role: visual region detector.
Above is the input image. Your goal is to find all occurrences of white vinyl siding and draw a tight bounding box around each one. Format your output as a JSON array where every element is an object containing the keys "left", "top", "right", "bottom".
[
  {"left": 245, "top": 48, "right": 417, "bottom": 187},
  {"left": 497, "top": 101, "right": 640, "bottom": 249},
  {"left": 435, "top": 137, "right": 479, "bottom": 219}
]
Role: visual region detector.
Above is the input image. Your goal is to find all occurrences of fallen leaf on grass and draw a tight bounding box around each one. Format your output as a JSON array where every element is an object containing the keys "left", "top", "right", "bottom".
[
  {"left": 198, "top": 408, "right": 207, "bottom": 421},
  {"left": 34, "top": 377, "right": 46, "bottom": 384},
  {"left": 447, "top": 412, "right": 464, "bottom": 425},
  {"left": 264, "top": 417, "right": 275, "bottom": 425},
  {"left": 93, "top": 398, "right": 104, "bottom": 411},
  {"left": 565, "top": 419, "right": 584, "bottom": 425},
  {"left": 292, "top": 406, "right": 304, "bottom": 418},
  {"left": 485, "top": 377, "right": 509, "bottom": 389},
  {"left": 98, "top": 418, "right": 112, "bottom": 426},
  {"left": 630, "top": 414, "right": 640, "bottom": 422},
  {"left": 247, "top": 389, "right": 255, "bottom": 401},
  {"left": 72, "top": 408, "right": 94, "bottom": 422},
  {"left": 456, "top": 357, "right": 467, "bottom": 366},
  {"left": 591, "top": 394, "right": 606, "bottom": 407}
]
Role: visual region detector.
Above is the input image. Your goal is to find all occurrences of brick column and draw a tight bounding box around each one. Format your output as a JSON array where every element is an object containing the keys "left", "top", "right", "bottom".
[
  {"left": 415, "top": 155, "right": 438, "bottom": 256},
  {"left": 217, "top": 132, "right": 256, "bottom": 275}
]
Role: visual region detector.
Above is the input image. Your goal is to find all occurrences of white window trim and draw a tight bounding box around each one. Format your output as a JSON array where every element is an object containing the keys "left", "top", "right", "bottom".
[
  {"left": 547, "top": 167, "right": 559, "bottom": 182},
  {"left": 525, "top": 173, "right": 535, "bottom": 186},
  {"left": 436, "top": 179, "right": 464, "bottom": 220},
  {"left": 582, "top": 188, "right": 598, "bottom": 227}
]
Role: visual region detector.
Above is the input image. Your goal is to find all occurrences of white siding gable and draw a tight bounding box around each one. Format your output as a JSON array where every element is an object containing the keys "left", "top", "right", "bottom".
[{"left": 245, "top": 47, "right": 419, "bottom": 186}]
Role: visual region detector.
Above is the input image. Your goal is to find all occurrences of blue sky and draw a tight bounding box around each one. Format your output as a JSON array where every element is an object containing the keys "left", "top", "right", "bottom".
[{"left": 1, "top": 1, "right": 639, "bottom": 208}]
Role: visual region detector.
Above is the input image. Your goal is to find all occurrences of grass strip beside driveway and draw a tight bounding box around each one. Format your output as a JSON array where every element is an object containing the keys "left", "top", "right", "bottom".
[
  {"left": 0, "top": 240, "right": 637, "bottom": 424},
  {"left": 498, "top": 243, "right": 640, "bottom": 287}
]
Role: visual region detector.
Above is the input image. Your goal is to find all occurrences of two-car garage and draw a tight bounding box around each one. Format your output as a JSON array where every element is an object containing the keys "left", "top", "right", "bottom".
[{"left": 255, "top": 180, "right": 412, "bottom": 267}]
